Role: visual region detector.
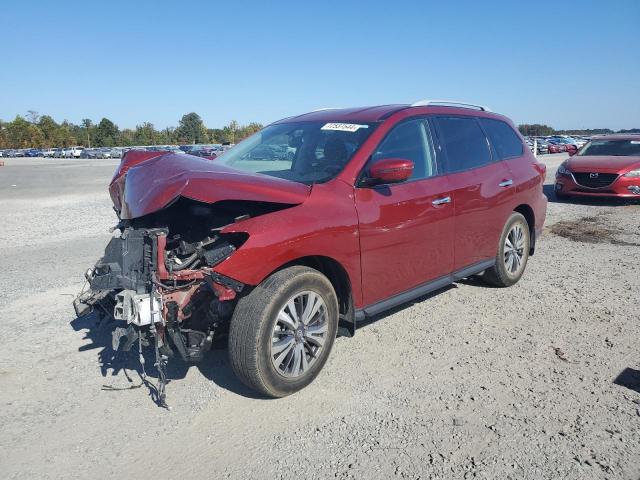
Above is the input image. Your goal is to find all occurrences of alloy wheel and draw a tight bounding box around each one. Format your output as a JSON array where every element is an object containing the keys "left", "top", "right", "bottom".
[
  {"left": 504, "top": 223, "right": 526, "bottom": 276},
  {"left": 270, "top": 291, "right": 328, "bottom": 378}
]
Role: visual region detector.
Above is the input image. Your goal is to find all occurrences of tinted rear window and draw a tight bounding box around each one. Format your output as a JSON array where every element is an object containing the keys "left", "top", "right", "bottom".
[
  {"left": 434, "top": 117, "right": 491, "bottom": 173},
  {"left": 479, "top": 118, "right": 523, "bottom": 159}
]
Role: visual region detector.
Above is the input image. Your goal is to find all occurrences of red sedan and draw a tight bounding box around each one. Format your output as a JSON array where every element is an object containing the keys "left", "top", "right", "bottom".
[{"left": 555, "top": 135, "right": 640, "bottom": 198}]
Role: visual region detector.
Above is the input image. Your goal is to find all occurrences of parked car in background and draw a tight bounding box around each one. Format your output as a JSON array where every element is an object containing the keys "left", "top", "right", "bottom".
[
  {"left": 62, "top": 146, "right": 84, "bottom": 158},
  {"left": 547, "top": 139, "right": 566, "bottom": 153},
  {"left": 81, "top": 148, "right": 98, "bottom": 159},
  {"left": 535, "top": 138, "right": 549, "bottom": 154},
  {"left": 555, "top": 134, "right": 640, "bottom": 198},
  {"left": 108, "top": 148, "right": 123, "bottom": 158},
  {"left": 188, "top": 146, "right": 219, "bottom": 159},
  {"left": 42, "top": 148, "right": 56, "bottom": 157},
  {"left": 75, "top": 100, "right": 548, "bottom": 400},
  {"left": 23, "top": 149, "right": 42, "bottom": 157}
]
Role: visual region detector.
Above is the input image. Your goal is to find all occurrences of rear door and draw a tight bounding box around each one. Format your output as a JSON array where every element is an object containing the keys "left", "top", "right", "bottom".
[
  {"left": 430, "top": 116, "right": 515, "bottom": 271},
  {"left": 355, "top": 118, "right": 454, "bottom": 307}
]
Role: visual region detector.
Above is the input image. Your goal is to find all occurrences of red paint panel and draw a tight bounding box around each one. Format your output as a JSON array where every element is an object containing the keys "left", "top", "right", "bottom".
[
  {"left": 447, "top": 161, "right": 515, "bottom": 269},
  {"left": 213, "top": 180, "right": 365, "bottom": 307},
  {"left": 354, "top": 176, "right": 454, "bottom": 306},
  {"left": 110, "top": 152, "right": 310, "bottom": 219}
]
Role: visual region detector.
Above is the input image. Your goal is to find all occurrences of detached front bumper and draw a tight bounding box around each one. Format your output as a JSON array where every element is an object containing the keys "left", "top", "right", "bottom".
[{"left": 555, "top": 172, "right": 640, "bottom": 198}]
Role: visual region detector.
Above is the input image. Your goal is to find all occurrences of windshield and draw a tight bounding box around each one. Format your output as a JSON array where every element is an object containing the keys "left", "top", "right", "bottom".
[
  {"left": 215, "top": 121, "right": 378, "bottom": 184},
  {"left": 578, "top": 139, "right": 640, "bottom": 156}
]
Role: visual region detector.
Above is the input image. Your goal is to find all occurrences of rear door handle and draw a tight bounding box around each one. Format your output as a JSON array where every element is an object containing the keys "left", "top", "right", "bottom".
[
  {"left": 432, "top": 196, "right": 451, "bottom": 206},
  {"left": 499, "top": 179, "right": 513, "bottom": 187}
]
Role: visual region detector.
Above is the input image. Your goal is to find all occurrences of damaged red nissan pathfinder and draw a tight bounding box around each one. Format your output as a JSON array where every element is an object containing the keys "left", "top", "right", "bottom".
[{"left": 74, "top": 101, "right": 547, "bottom": 401}]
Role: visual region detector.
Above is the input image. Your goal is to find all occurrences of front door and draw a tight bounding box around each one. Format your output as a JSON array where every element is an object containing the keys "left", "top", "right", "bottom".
[{"left": 355, "top": 118, "right": 455, "bottom": 307}]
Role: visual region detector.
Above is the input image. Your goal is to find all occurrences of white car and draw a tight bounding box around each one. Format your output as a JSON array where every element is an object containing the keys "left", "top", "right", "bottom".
[
  {"left": 63, "top": 146, "right": 84, "bottom": 158},
  {"left": 42, "top": 148, "right": 56, "bottom": 157}
]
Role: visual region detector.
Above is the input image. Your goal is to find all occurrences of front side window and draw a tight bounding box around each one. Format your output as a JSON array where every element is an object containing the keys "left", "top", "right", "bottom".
[
  {"left": 578, "top": 139, "right": 640, "bottom": 156},
  {"left": 479, "top": 118, "right": 524, "bottom": 159},
  {"left": 370, "top": 119, "right": 436, "bottom": 180},
  {"left": 216, "top": 121, "right": 377, "bottom": 184},
  {"left": 433, "top": 116, "right": 492, "bottom": 173}
]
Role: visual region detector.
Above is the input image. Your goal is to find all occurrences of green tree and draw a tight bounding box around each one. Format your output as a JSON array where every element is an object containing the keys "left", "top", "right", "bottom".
[
  {"left": 95, "top": 118, "right": 119, "bottom": 147},
  {"left": 238, "top": 122, "right": 262, "bottom": 141},
  {"left": 6, "top": 115, "right": 33, "bottom": 147},
  {"left": 134, "top": 122, "right": 160, "bottom": 145},
  {"left": 38, "top": 115, "right": 59, "bottom": 147},
  {"left": 0, "top": 120, "right": 8, "bottom": 148},
  {"left": 80, "top": 118, "right": 94, "bottom": 147},
  {"left": 119, "top": 128, "right": 136, "bottom": 146},
  {"left": 518, "top": 124, "right": 555, "bottom": 136},
  {"left": 56, "top": 120, "right": 77, "bottom": 147},
  {"left": 175, "top": 112, "right": 208, "bottom": 144}
]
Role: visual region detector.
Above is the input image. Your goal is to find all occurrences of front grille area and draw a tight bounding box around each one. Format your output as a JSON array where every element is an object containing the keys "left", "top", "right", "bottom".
[{"left": 573, "top": 172, "right": 618, "bottom": 189}]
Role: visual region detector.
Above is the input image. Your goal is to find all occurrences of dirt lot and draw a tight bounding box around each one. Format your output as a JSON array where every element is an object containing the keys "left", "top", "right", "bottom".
[{"left": 1, "top": 155, "right": 639, "bottom": 480}]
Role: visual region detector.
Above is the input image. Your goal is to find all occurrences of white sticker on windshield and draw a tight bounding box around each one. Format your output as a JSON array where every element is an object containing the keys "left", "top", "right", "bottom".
[
  {"left": 321, "top": 123, "right": 368, "bottom": 132},
  {"left": 631, "top": 141, "right": 640, "bottom": 144}
]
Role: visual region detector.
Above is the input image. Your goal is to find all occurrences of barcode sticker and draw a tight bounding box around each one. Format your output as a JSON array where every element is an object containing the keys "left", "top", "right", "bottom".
[{"left": 321, "top": 123, "right": 368, "bottom": 132}]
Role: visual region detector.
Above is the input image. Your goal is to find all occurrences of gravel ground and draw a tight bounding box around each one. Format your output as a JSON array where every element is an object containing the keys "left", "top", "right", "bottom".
[{"left": 0, "top": 155, "right": 638, "bottom": 480}]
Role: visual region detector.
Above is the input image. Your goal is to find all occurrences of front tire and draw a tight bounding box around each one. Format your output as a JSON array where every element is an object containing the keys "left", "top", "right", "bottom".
[
  {"left": 482, "top": 212, "right": 530, "bottom": 287},
  {"left": 228, "top": 266, "right": 339, "bottom": 397}
]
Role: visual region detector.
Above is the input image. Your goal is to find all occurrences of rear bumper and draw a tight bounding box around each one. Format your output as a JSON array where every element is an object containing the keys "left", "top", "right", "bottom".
[{"left": 555, "top": 173, "right": 640, "bottom": 198}]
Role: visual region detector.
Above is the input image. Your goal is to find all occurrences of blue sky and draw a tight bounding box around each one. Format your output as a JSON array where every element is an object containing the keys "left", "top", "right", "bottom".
[{"left": 0, "top": 0, "right": 638, "bottom": 130}]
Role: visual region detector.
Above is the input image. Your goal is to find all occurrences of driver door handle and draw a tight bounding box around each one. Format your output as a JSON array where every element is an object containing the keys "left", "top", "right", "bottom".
[
  {"left": 432, "top": 196, "right": 451, "bottom": 206},
  {"left": 499, "top": 179, "right": 513, "bottom": 187}
]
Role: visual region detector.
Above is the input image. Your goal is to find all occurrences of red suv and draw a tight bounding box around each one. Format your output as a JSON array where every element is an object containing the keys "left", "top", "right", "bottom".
[{"left": 74, "top": 101, "right": 547, "bottom": 401}]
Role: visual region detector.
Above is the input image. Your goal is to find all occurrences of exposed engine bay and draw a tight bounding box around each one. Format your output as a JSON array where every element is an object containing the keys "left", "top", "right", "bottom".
[{"left": 74, "top": 197, "right": 289, "bottom": 406}]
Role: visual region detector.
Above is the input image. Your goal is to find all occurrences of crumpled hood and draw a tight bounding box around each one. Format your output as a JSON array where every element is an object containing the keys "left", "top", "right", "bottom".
[
  {"left": 567, "top": 155, "right": 640, "bottom": 174},
  {"left": 109, "top": 152, "right": 311, "bottom": 219}
]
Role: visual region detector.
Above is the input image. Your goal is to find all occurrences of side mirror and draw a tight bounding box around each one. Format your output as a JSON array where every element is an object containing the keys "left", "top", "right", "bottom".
[
  {"left": 568, "top": 147, "right": 578, "bottom": 156},
  {"left": 368, "top": 158, "right": 414, "bottom": 184}
]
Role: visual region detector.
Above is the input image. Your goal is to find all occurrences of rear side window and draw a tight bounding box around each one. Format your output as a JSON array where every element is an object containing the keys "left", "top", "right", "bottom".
[
  {"left": 479, "top": 118, "right": 524, "bottom": 159},
  {"left": 433, "top": 116, "right": 491, "bottom": 173}
]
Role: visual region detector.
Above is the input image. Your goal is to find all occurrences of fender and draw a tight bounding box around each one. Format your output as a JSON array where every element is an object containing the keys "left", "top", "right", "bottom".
[{"left": 213, "top": 180, "right": 364, "bottom": 308}]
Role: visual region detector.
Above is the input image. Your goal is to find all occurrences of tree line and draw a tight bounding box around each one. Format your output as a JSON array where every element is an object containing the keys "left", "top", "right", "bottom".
[
  {"left": 3, "top": 113, "right": 637, "bottom": 149},
  {"left": 0, "top": 111, "right": 263, "bottom": 149},
  {"left": 517, "top": 124, "right": 640, "bottom": 137}
]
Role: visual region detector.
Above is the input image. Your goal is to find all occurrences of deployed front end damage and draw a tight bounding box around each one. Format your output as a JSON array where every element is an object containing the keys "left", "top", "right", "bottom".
[
  {"left": 74, "top": 202, "right": 249, "bottom": 403},
  {"left": 74, "top": 152, "right": 309, "bottom": 405}
]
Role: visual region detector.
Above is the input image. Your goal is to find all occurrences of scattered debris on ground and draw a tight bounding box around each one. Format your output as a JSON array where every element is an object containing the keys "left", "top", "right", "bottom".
[{"left": 550, "top": 214, "right": 640, "bottom": 246}]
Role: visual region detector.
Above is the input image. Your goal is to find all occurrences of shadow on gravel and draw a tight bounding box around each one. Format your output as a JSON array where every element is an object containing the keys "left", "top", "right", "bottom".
[
  {"left": 614, "top": 368, "right": 640, "bottom": 394},
  {"left": 70, "top": 311, "right": 264, "bottom": 405},
  {"left": 543, "top": 184, "right": 640, "bottom": 206}
]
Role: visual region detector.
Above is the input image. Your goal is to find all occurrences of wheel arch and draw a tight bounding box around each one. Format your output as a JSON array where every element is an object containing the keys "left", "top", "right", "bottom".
[
  {"left": 513, "top": 203, "right": 536, "bottom": 255},
  {"left": 274, "top": 256, "right": 353, "bottom": 318}
]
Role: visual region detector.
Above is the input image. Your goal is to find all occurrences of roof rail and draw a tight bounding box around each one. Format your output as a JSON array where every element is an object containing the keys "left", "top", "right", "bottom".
[{"left": 411, "top": 100, "right": 491, "bottom": 112}]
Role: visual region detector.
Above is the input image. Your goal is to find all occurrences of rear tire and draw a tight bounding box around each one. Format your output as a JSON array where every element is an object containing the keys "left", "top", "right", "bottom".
[
  {"left": 482, "top": 212, "right": 530, "bottom": 287},
  {"left": 228, "top": 266, "right": 339, "bottom": 397}
]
